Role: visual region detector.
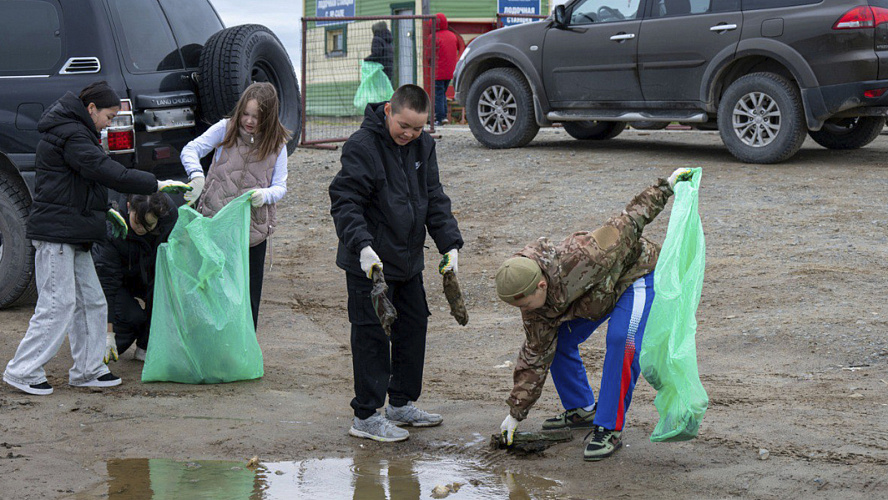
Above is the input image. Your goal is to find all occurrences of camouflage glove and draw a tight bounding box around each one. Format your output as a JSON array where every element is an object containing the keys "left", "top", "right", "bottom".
[
  {"left": 438, "top": 248, "right": 458, "bottom": 275},
  {"left": 668, "top": 168, "right": 694, "bottom": 189},
  {"left": 103, "top": 331, "right": 118, "bottom": 364},
  {"left": 360, "top": 246, "right": 382, "bottom": 279},
  {"left": 501, "top": 414, "right": 519, "bottom": 446},
  {"left": 157, "top": 179, "right": 192, "bottom": 194},
  {"left": 106, "top": 208, "right": 127, "bottom": 239},
  {"left": 184, "top": 175, "right": 204, "bottom": 205}
]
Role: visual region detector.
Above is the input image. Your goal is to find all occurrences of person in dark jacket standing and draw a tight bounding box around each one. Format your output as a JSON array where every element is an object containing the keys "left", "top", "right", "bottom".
[
  {"left": 365, "top": 21, "right": 394, "bottom": 84},
  {"left": 433, "top": 13, "right": 460, "bottom": 125},
  {"left": 329, "top": 85, "right": 464, "bottom": 442},
  {"left": 93, "top": 191, "right": 177, "bottom": 363},
  {"left": 2, "top": 81, "right": 190, "bottom": 396}
]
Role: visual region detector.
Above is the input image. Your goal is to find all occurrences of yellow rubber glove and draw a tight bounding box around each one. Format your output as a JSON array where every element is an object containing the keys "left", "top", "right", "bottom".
[
  {"left": 438, "top": 248, "right": 458, "bottom": 275},
  {"left": 184, "top": 175, "right": 205, "bottom": 205},
  {"left": 500, "top": 414, "right": 519, "bottom": 446},
  {"left": 104, "top": 331, "right": 119, "bottom": 364},
  {"left": 107, "top": 208, "right": 127, "bottom": 239},
  {"left": 157, "top": 179, "right": 192, "bottom": 194},
  {"left": 668, "top": 168, "right": 694, "bottom": 189}
]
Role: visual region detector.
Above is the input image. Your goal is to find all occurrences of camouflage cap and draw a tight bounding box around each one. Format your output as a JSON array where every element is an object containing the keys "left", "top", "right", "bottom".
[{"left": 496, "top": 257, "right": 542, "bottom": 304}]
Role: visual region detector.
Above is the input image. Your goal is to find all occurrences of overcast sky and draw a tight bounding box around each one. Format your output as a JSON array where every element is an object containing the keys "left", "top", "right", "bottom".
[{"left": 211, "top": 0, "right": 305, "bottom": 74}]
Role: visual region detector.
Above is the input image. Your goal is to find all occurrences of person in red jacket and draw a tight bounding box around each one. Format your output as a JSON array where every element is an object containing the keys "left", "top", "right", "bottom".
[{"left": 434, "top": 13, "right": 460, "bottom": 126}]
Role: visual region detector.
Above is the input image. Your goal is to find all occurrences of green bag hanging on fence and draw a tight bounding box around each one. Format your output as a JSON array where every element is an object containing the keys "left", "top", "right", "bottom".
[
  {"left": 354, "top": 60, "right": 394, "bottom": 113},
  {"left": 142, "top": 192, "right": 263, "bottom": 384},
  {"left": 640, "top": 168, "right": 708, "bottom": 442}
]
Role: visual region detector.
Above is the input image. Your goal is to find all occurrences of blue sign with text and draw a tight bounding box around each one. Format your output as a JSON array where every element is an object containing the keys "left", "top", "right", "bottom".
[
  {"left": 498, "top": 0, "right": 542, "bottom": 26},
  {"left": 317, "top": 0, "right": 355, "bottom": 26}
]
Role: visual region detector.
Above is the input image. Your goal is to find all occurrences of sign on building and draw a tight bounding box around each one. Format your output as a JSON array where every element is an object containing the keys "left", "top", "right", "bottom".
[
  {"left": 498, "top": 0, "right": 542, "bottom": 26},
  {"left": 316, "top": 0, "right": 355, "bottom": 26}
]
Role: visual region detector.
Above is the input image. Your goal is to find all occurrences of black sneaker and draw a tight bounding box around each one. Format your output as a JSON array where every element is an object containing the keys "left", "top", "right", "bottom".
[
  {"left": 583, "top": 425, "right": 622, "bottom": 461},
  {"left": 70, "top": 372, "right": 122, "bottom": 388},
  {"left": 542, "top": 404, "right": 596, "bottom": 430},
  {"left": 4, "top": 376, "right": 53, "bottom": 395}
]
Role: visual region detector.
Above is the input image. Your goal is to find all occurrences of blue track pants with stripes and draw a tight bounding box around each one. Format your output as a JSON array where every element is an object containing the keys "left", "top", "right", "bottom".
[{"left": 549, "top": 272, "right": 655, "bottom": 431}]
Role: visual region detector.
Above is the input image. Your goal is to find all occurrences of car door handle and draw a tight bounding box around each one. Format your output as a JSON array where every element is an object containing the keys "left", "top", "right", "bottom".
[
  {"left": 710, "top": 23, "right": 738, "bottom": 32},
  {"left": 609, "top": 33, "right": 636, "bottom": 41}
]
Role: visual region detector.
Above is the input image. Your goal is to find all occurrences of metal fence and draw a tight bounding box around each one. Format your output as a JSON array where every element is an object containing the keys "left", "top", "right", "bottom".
[{"left": 301, "top": 15, "right": 441, "bottom": 146}]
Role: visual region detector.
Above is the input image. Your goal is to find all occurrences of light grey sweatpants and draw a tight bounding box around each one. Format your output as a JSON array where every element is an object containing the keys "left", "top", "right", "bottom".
[{"left": 4, "top": 241, "right": 111, "bottom": 386}]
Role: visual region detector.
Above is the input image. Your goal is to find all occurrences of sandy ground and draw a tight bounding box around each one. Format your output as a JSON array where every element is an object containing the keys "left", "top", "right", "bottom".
[{"left": 1, "top": 126, "right": 887, "bottom": 499}]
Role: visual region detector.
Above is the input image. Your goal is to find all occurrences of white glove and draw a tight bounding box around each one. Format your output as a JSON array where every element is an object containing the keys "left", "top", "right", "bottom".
[
  {"left": 157, "top": 179, "right": 192, "bottom": 194},
  {"left": 104, "top": 331, "right": 119, "bottom": 364},
  {"left": 500, "top": 414, "right": 519, "bottom": 445},
  {"left": 184, "top": 175, "right": 205, "bottom": 205},
  {"left": 438, "top": 248, "right": 458, "bottom": 275},
  {"left": 668, "top": 168, "right": 693, "bottom": 189},
  {"left": 359, "top": 245, "right": 382, "bottom": 279},
  {"left": 250, "top": 189, "right": 266, "bottom": 208}
]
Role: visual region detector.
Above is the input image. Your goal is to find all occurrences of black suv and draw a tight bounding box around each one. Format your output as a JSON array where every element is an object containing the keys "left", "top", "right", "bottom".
[
  {"left": 0, "top": 0, "right": 302, "bottom": 308},
  {"left": 455, "top": 0, "right": 888, "bottom": 163}
]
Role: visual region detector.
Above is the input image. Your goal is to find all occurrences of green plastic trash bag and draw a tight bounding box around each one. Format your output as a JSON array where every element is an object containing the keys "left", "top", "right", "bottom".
[
  {"left": 142, "top": 192, "right": 263, "bottom": 384},
  {"left": 640, "top": 167, "right": 708, "bottom": 442},
  {"left": 354, "top": 60, "right": 394, "bottom": 113}
]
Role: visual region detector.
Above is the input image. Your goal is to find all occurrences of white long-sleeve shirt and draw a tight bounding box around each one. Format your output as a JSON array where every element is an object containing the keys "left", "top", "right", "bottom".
[{"left": 180, "top": 119, "right": 288, "bottom": 205}]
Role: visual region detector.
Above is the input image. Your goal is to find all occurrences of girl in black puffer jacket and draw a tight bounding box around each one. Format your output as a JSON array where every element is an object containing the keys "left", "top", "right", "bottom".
[
  {"left": 3, "top": 81, "right": 189, "bottom": 396},
  {"left": 93, "top": 192, "right": 178, "bottom": 363}
]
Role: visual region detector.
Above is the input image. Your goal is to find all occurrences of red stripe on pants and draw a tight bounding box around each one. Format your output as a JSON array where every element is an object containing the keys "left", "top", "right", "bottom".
[{"left": 615, "top": 345, "right": 635, "bottom": 431}]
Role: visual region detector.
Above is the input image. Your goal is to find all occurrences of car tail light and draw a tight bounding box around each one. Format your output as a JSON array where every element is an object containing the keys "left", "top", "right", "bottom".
[
  {"left": 107, "top": 130, "right": 134, "bottom": 150},
  {"left": 833, "top": 6, "right": 888, "bottom": 29},
  {"left": 103, "top": 98, "right": 135, "bottom": 153},
  {"left": 864, "top": 87, "right": 888, "bottom": 98}
]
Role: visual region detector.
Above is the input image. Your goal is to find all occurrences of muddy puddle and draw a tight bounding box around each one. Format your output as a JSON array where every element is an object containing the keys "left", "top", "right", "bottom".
[{"left": 76, "top": 454, "right": 560, "bottom": 499}]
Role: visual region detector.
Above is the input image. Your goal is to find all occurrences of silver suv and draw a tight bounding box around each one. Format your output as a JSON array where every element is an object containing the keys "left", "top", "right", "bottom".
[{"left": 454, "top": 0, "right": 888, "bottom": 163}]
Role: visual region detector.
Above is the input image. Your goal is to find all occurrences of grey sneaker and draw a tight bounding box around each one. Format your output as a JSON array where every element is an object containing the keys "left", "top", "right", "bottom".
[
  {"left": 134, "top": 347, "right": 146, "bottom": 362},
  {"left": 542, "top": 404, "right": 596, "bottom": 430},
  {"left": 385, "top": 402, "right": 443, "bottom": 427},
  {"left": 349, "top": 413, "right": 409, "bottom": 442}
]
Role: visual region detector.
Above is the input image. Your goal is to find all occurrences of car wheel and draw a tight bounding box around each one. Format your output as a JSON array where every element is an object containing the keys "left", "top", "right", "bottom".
[
  {"left": 629, "top": 121, "right": 669, "bottom": 131},
  {"left": 199, "top": 24, "right": 302, "bottom": 155},
  {"left": 808, "top": 116, "right": 885, "bottom": 150},
  {"left": 562, "top": 121, "right": 626, "bottom": 140},
  {"left": 717, "top": 72, "right": 807, "bottom": 164},
  {"left": 466, "top": 68, "right": 539, "bottom": 149},
  {"left": 0, "top": 172, "right": 36, "bottom": 309}
]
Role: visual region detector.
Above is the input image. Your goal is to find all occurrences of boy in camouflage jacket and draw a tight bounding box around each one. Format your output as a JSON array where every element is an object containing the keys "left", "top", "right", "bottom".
[{"left": 495, "top": 168, "right": 690, "bottom": 461}]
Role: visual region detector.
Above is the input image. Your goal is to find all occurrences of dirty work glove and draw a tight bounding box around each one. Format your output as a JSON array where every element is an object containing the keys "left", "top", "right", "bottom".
[
  {"left": 157, "top": 179, "right": 192, "bottom": 194},
  {"left": 104, "top": 331, "right": 119, "bottom": 364},
  {"left": 183, "top": 175, "right": 205, "bottom": 205},
  {"left": 106, "top": 208, "right": 127, "bottom": 239},
  {"left": 360, "top": 245, "right": 383, "bottom": 279},
  {"left": 501, "top": 414, "right": 519, "bottom": 446},
  {"left": 250, "top": 189, "right": 267, "bottom": 208},
  {"left": 438, "top": 248, "right": 458, "bottom": 275},
  {"left": 668, "top": 168, "right": 693, "bottom": 189}
]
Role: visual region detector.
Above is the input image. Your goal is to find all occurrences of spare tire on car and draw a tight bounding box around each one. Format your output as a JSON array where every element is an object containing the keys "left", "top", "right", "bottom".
[{"left": 198, "top": 24, "right": 302, "bottom": 155}]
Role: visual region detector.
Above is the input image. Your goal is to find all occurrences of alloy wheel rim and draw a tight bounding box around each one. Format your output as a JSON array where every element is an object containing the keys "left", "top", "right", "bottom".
[
  {"left": 732, "top": 91, "right": 781, "bottom": 147},
  {"left": 478, "top": 85, "right": 517, "bottom": 135}
]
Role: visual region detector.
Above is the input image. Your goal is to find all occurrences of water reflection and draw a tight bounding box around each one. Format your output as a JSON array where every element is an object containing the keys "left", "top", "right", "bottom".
[{"left": 97, "top": 453, "right": 560, "bottom": 499}]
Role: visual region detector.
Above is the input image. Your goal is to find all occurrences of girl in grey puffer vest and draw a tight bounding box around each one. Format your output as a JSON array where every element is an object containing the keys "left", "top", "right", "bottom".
[{"left": 180, "top": 82, "right": 292, "bottom": 331}]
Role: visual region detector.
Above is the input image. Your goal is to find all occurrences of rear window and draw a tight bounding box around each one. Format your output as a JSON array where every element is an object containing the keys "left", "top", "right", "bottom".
[
  {"left": 109, "top": 0, "right": 183, "bottom": 73},
  {"left": 0, "top": 0, "right": 62, "bottom": 75},
  {"left": 158, "top": 0, "right": 223, "bottom": 68},
  {"left": 743, "top": 0, "right": 820, "bottom": 10}
]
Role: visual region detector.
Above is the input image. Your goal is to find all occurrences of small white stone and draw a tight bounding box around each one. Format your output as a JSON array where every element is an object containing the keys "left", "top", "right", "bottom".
[{"left": 758, "top": 448, "right": 769, "bottom": 460}]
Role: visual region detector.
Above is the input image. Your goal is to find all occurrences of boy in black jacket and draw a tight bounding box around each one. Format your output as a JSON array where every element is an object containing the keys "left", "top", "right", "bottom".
[{"left": 329, "top": 85, "right": 463, "bottom": 442}]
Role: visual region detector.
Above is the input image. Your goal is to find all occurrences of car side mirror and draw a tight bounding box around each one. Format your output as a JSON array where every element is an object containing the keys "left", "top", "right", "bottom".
[{"left": 553, "top": 5, "right": 567, "bottom": 28}]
